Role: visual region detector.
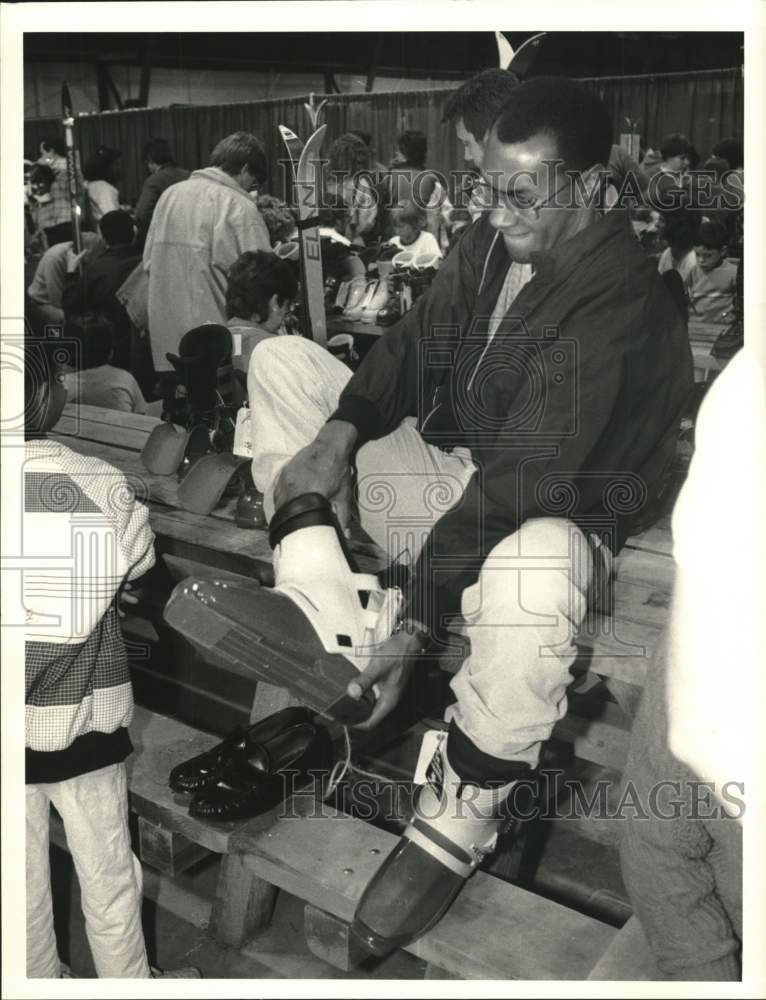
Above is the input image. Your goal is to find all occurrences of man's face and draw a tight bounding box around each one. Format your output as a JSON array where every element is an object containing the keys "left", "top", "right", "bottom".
[
  {"left": 482, "top": 129, "right": 594, "bottom": 263},
  {"left": 455, "top": 118, "right": 485, "bottom": 168},
  {"left": 236, "top": 164, "right": 258, "bottom": 193}
]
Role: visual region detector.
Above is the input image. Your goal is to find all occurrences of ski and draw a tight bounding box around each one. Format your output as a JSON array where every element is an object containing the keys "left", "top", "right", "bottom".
[
  {"left": 61, "top": 83, "right": 83, "bottom": 254},
  {"left": 497, "top": 31, "right": 546, "bottom": 79},
  {"left": 279, "top": 123, "right": 328, "bottom": 346}
]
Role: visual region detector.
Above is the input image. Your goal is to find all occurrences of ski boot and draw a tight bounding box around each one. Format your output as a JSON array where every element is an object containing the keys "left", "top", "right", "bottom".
[
  {"left": 234, "top": 463, "right": 268, "bottom": 530},
  {"left": 327, "top": 333, "right": 359, "bottom": 369},
  {"left": 143, "top": 325, "right": 249, "bottom": 515},
  {"left": 350, "top": 722, "right": 530, "bottom": 956},
  {"left": 360, "top": 277, "right": 392, "bottom": 324},
  {"left": 344, "top": 278, "right": 379, "bottom": 322},
  {"left": 163, "top": 493, "right": 403, "bottom": 723},
  {"left": 340, "top": 276, "right": 368, "bottom": 319}
]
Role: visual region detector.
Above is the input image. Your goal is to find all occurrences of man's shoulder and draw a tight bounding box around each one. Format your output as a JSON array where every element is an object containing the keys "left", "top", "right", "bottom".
[{"left": 146, "top": 166, "right": 190, "bottom": 193}]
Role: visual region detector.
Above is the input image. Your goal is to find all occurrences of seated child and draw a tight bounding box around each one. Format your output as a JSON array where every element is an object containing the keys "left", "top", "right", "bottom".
[
  {"left": 225, "top": 250, "right": 298, "bottom": 376},
  {"left": 64, "top": 313, "right": 147, "bottom": 414},
  {"left": 386, "top": 201, "right": 443, "bottom": 260},
  {"left": 23, "top": 339, "right": 198, "bottom": 979},
  {"left": 686, "top": 220, "right": 738, "bottom": 325},
  {"left": 657, "top": 209, "right": 698, "bottom": 282}
]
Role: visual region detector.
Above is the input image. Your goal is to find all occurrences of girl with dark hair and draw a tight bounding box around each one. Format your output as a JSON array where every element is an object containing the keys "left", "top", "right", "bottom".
[{"left": 225, "top": 250, "right": 298, "bottom": 374}]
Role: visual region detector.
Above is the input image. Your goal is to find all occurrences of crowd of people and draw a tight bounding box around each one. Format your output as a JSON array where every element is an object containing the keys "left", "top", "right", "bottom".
[
  {"left": 24, "top": 69, "right": 743, "bottom": 417},
  {"left": 21, "top": 67, "right": 749, "bottom": 981}
]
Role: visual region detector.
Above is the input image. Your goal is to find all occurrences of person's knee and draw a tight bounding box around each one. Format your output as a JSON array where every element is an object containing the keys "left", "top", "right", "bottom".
[
  {"left": 478, "top": 517, "right": 591, "bottom": 615},
  {"left": 513, "top": 517, "right": 583, "bottom": 557}
]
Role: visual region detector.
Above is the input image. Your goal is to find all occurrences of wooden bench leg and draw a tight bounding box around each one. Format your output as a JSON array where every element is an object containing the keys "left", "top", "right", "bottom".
[
  {"left": 209, "top": 852, "right": 279, "bottom": 948},
  {"left": 303, "top": 904, "right": 368, "bottom": 972}
]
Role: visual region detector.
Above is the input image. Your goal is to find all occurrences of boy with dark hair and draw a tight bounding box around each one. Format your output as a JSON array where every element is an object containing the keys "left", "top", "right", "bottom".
[
  {"left": 23, "top": 339, "right": 197, "bottom": 978},
  {"left": 62, "top": 210, "right": 141, "bottom": 370},
  {"left": 225, "top": 251, "right": 298, "bottom": 374},
  {"left": 63, "top": 314, "right": 147, "bottom": 413},
  {"left": 687, "top": 220, "right": 738, "bottom": 325},
  {"left": 658, "top": 209, "right": 700, "bottom": 283},
  {"left": 135, "top": 138, "right": 189, "bottom": 240}
]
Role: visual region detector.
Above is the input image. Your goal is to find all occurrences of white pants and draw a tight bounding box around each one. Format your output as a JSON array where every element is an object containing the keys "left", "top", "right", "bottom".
[
  {"left": 248, "top": 337, "right": 607, "bottom": 766},
  {"left": 26, "top": 762, "right": 150, "bottom": 978}
]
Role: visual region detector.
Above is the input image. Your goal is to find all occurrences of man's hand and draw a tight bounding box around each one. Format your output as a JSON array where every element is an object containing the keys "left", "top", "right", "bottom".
[
  {"left": 274, "top": 421, "right": 358, "bottom": 533},
  {"left": 346, "top": 630, "right": 423, "bottom": 730}
]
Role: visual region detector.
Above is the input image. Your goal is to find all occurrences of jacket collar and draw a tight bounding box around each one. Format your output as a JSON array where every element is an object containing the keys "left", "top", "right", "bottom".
[
  {"left": 528, "top": 209, "right": 631, "bottom": 285},
  {"left": 190, "top": 166, "right": 251, "bottom": 199}
]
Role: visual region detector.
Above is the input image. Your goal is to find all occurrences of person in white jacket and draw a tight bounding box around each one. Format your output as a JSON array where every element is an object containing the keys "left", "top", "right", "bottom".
[{"left": 143, "top": 132, "right": 272, "bottom": 374}]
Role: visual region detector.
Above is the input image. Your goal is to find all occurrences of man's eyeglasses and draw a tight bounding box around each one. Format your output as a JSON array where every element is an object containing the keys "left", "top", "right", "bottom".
[{"left": 475, "top": 175, "right": 578, "bottom": 216}]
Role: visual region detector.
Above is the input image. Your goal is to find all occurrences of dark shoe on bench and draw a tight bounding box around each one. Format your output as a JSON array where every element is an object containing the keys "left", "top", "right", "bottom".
[
  {"left": 189, "top": 719, "right": 334, "bottom": 821},
  {"left": 169, "top": 706, "right": 315, "bottom": 794}
]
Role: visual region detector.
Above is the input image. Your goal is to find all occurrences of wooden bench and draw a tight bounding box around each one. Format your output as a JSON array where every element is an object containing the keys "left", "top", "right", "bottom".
[{"left": 49, "top": 403, "right": 679, "bottom": 975}]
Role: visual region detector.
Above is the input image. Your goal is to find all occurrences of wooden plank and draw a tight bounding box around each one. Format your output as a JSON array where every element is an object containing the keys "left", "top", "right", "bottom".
[
  {"left": 137, "top": 814, "right": 210, "bottom": 877},
  {"left": 552, "top": 703, "right": 632, "bottom": 771},
  {"left": 60, "top": 402, "right": 161, "bottom": 434},
  {"left": 231, "top": 797, "right": 616, "bottom": 980},
  {"left": 623, "top": 522, "right": 673, "bottom": 557},
  {"left": 587, "top": 915, "right": 661, "bottom": 981},
  {"left": 613, "top": 546, "right": 675, "bottom": 592},
  {"left": 328, "top": 319, "right": 385, "bottom": 340},
  {"left": 552, "top": 760, "right": 627, "bottom": 849},
  {"left": 572, "top": 647, "right": 650, "bottom": 687},
  {"left": 54, "top": 414, "right": 152, "bottom": 452}
]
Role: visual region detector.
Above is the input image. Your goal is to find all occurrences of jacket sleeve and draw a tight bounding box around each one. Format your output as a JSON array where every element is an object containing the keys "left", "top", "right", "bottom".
[
  {"left": 213, "top": 199, "right": 271, "bottom": 269},
  {"left": 406, "top": 307, "right": 625, "bottom": 637},
  {"left": 329, "top": 222, "right": 487, "bottom": 442},
  {"left": 135, "top": 175, "right": 161, "bottom": 236}
]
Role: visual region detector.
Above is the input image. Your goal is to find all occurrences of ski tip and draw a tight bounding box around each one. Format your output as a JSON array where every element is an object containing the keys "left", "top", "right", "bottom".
[
  {"left": 507, "top": 31, "right": 546, "bottom": 78},
  {"left": 279, "top": 125, "right": 298, "bottom": 140}
]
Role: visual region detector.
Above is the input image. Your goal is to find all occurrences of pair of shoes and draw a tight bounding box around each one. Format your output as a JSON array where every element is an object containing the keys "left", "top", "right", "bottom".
[
  {"left": 344, "top": 279, "right": 380, "bottom": 321},
  {"left": 170, "top": 706, "right": 334, "bottom": 821},
  {"left": 151, "top": 965, "right": 202, "bottom": 978},
  {"left": 170, "top": 706, "right": 315, "bottom": 793},
  {"left": 189, "top": 717, "right": 334, "bottom": 821},
  {"left": 350, "top": 727, "right": 525, "bottom": 957}
]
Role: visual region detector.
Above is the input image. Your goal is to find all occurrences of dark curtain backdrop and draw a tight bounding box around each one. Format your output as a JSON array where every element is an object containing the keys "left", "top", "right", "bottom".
[{"left": 25, "top": 68, "right": 743, "bottom": 206}]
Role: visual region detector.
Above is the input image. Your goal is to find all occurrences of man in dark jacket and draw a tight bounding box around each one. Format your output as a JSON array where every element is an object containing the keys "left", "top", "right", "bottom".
[
  {"left": 247, "top": 77, "right": 694, "bottom": 954},
  {"left": 134, "top": 138, "right": 189, "bottom": 244},
  {"left": 62, "top": 210, "right": 141, "bottom": 369}
]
